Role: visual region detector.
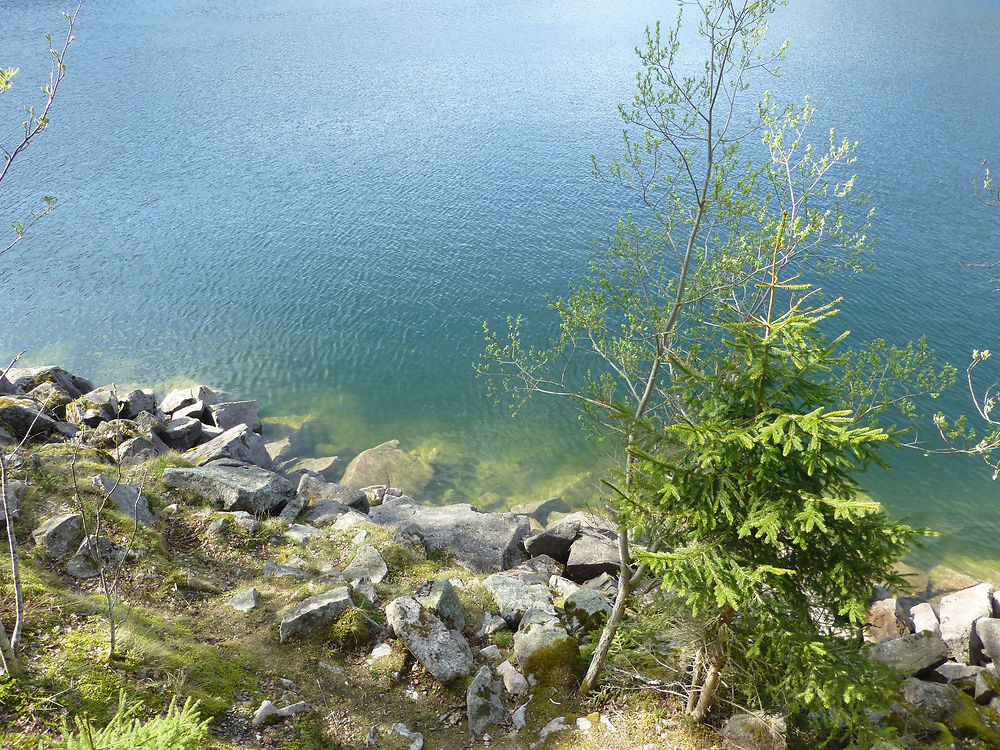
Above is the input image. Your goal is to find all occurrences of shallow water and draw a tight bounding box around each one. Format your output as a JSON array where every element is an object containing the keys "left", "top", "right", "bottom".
[{"left": 1, "top": 0, "right": 999, "bottom": 579}]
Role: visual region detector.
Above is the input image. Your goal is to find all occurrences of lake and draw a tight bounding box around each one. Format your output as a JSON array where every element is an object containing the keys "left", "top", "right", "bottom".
[{"left": 2, "top": 0, "right": 999, "bottom": 580}]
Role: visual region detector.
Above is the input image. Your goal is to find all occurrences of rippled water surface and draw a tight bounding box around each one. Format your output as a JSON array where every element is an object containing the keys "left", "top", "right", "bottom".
[{"left": 2, "top": 0, "right": 999, "bottom": 578}]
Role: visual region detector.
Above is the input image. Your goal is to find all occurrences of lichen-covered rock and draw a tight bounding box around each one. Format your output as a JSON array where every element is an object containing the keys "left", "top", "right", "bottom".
[
  {"left": 27, "top": 381, "right": 75, "bottom": 418},
  {"left": 342, "top": 544, "right": 388, "bottom": 584},
  {"left": 483, "top": 573, "right": 555, "bottom": 627},
  {"left": 370, "top": 499, "right": 530, "bottom": 573},
  {"left": 185, "top": 424, "right": 272, "bottom": 469},
  {"left": 866, "top": 631, "right": 948, "bottom": 675},
  {"left": 467, "top": 665, "right": 504, "bottom": 736},
  {"left": 940, "top": 583, "right": 995, "bottom": 664},
  {"left": 563, "top": 587, "right": 612, "bottom": 633},
  {"left": 32, "top": 513, "right": 85, "bottom": 561},
  {"left": 66, "top": 388, "right": 119, "bottom": 427},
  {"left": 92, "top": 475, "right": 156, "bottom": 527},
  {"left": 340, "top": 440, "right": 434, "bottom": 498},
  {"left": 278, "top": 586, "right": 352, "bottom": 642},
  {"left": 417, "top": 579, "right": 466, "bottom": 632},
  {"left": 385, "top": 596, "right": 473, "bottom": 684},
  {"left": 162, "top": 464, "right": 295, "bottom": 514},
  {"left": 210, "top": 400, "right": 261, "bottom": 432},
  {"left": 116, "top": 436, "right": 165, "bottom": 465},
  {"left": 6, "top": 366, "right": 92, "bottom": 400},
  {"left": 513, "top": 619, "right": 582, "bottom": 684}
]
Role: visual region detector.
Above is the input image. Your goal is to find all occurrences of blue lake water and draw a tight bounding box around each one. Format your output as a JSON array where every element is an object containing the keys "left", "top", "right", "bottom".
[{"left": 2, "top": 0, "right": 999, "bottom": 579}]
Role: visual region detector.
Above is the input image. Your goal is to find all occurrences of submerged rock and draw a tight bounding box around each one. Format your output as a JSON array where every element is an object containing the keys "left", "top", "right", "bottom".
[{"left": 340, "top": 440, "right": 434, "bottom": 498}]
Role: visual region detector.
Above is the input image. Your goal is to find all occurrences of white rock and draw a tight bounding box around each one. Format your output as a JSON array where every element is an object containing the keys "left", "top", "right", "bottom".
[
  {"left": 940, "top": 583, "right": 995, "bottom": 663},
  {"left": 911, "top": 602, "right": 941, "bottom": 636}
]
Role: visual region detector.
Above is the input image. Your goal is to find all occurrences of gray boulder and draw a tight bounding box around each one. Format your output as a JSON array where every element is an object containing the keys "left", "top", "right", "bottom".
[
  {"left": 93, "top": 475, "right": 156, "bottom": 527},
  {"left": 940, "top": 583, "right": 995, "bottom": 664},
  {"left": 276, "top": 493, "right": 308, "bottom": 524},
  {"left": 341, "top": 440, "right": 434, "bottom": 498},
  {"left": 976, "top": 618, "right": 1000, "bottom": 664},
  {"left": 116, "top": 436, "right": 166, "bottom": 465},
  {"left": 185, "top": 424, "right": 272, "bottom": 469},
  {"left": 417, "top": 579, "right": 466, "bottom": 632},
  {"left": 0, "top": 397, "right": 75, "bottom": 441},
  {"left": 385, "top": 596, "right": 473, "bottom": 684},
  {"left": 285, "top": 524, "right": 324, "bottom": 545},
  {"left": 866, "top": 631, "right": 948, "bottom": 675},
  {"left": 27, "top": 381, "right": 75, "bottom": 418},
  {"left": 523, "top": 520, "right": 580, "bottom": 563},
  {"left": 279, "top": 586, "right": 352, "bottom": 643},
  {"left": 160, "top": 416, "right": 203, "bottom": 451},
  {"left": 32, "top": 513, "right": 85, "bottom": 561},
  {"left": 369, "top": 499, "right": 530, "bottom": 573},
  {"left": 162, "top": 464, "right": 295, "bottom": 514},
  {"left": 342, "top": 544, "right": 388, "bottom": 584},
  {"left": 902, "top": 678, "right": 967, "bottom": 723},
  {"left": 115, "top": 388, "right": 158, "bottom": 419},
  {"left": 467, "top": 665, "right": 504, "bottom": 736},
  {"left": 565, "top": 531, "right": 620, "bottom": 582},
  {"left": 911, "top": 602, "right": 941, "bottom": 636},
  {"left": 483, "top": 573, "right": 555, "bottom": 627},
  {"left": 210, "top": 400, "right": 261, "bottom": 432},
  {"left": 932, "top": 661, "right": 985, "bottom": 693}
]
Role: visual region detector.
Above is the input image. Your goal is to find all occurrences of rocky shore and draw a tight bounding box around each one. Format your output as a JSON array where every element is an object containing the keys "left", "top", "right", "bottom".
[{"left": 5, "top": 364, "right": 1000, "bottom": 748}]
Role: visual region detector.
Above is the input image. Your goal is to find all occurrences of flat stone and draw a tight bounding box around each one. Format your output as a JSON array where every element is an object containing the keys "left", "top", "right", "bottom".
[
  {"left": 285, "top": 524, "right": 324, "bottom": 545},
  {"left": 279, "top": 586, "right": 352, "bottom": 643},
  {"left": 263, "top": 562, "right": 306, "bottom": 579},
  {"left": 866, "top": 631, "right": 949, "bottom": 675},
  {"left": 385, "top": 596, "right": 473, "bottom": 684},
  {"left": 227, "top": 588, "right": 259, "bottom": 613},
  {"left": 210, "top": 400, "right": 261, "bottom": 432},
  {"left": 341, "top": 440, "right": 434, "bottom": 498},
  {"left": 93, "top": 475, "right": 156, "bottom": 527},
  {"left": 32, "top": 513, "right": 84, "bottom": 561},
  {"left": 185, "top": 424, "right": 272, "bottom": 469},
  {"left": 342, "top": 544, "right": 388, "bottom": 584},
  {"left": 940, "top": 583, "right": 995, "bottom": 664},
  {"left": 163, "top": 464, "right": 294, "bottom": 514},
  {"left": 369, "top": 499, "right": 530, "bottom": 573}
]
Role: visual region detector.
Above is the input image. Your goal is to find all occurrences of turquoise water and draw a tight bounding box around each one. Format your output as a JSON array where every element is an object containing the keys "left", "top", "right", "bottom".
[{"left": 2, "top": 1, "right": 999, "bottom": 577}]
